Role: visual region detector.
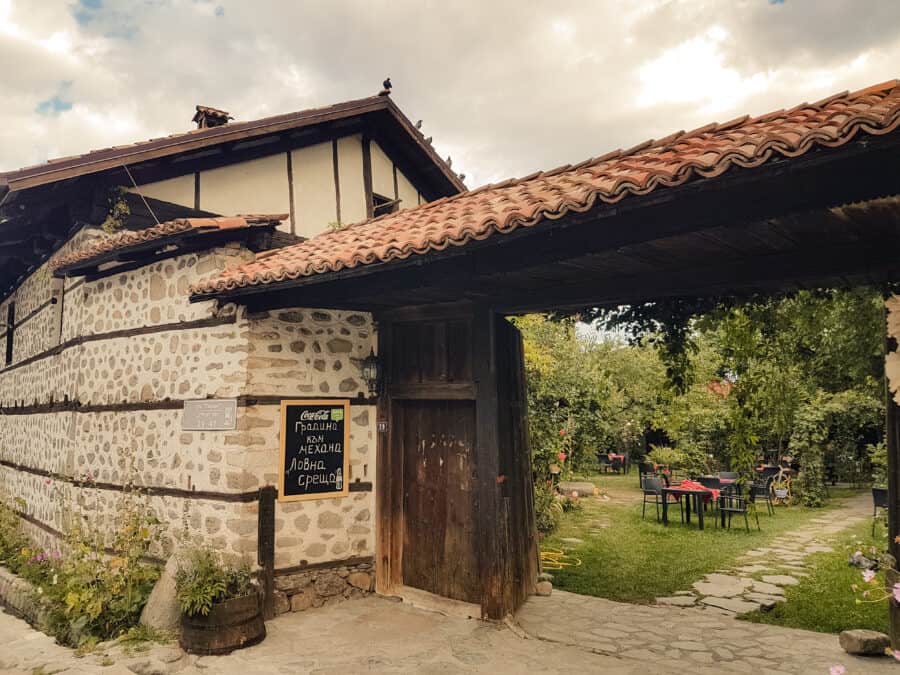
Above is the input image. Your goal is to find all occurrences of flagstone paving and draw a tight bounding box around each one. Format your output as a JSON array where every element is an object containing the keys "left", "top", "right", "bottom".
[
  {"left": 516, "top": 589, "right": 896, "bottom": 674},
  {"left": 656, "top": 492, "right": 872, "bottom": 614}
]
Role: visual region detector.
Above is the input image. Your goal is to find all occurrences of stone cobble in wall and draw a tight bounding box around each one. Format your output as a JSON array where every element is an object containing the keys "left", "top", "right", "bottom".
[{"left": 273, "top": 559, "right": 374, "bottom": 615}]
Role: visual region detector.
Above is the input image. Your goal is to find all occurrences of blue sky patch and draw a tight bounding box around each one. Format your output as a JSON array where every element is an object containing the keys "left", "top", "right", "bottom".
[
  {"left": 36, "top": 95, "right": 73, "bottom": 116},
  {"left": 36, "top": 82, "right": 74, "bottom": 116}
]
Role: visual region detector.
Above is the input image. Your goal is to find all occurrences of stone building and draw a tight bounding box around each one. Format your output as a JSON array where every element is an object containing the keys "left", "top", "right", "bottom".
[
  {"left": 0, "top": 94, "right": 463, "bottom": 613},
  {"left": 4, "top": 79, "right": 900, "bottom": 624}
]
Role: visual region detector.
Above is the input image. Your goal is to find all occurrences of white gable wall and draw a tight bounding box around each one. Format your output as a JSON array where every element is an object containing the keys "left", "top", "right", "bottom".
[{"left": 131, "top": 134, "right": 433, "bottom": 238}]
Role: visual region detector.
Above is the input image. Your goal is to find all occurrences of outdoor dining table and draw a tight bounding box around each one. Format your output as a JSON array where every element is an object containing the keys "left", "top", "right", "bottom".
[{"left": 661, "top": 481, "right": 723, "bottom": 530}]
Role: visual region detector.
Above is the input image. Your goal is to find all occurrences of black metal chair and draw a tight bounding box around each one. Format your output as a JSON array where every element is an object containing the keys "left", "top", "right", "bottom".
[
  {"left": 750, "top": 477, "right": 775, "bottom": 516},
  {"left": 641, "top": 476, "right": 683, "bottom": 523},
  {"left": 638, "top": 462, "right": 656, "bottom": 486},
  {"left": 717, "top": 493, "right": 760, "bottom": 532},
  {"left": 597, "top": 452, "right": 612, "bottom": 474},
  {"left": 873, "top": 487, "right": 888, "bottom": 536},
  {"left": 759, "top": 466, "right": 781, "bottom": 481},
  {"left": 610, "top": 455, "right": 625, "bottom": 474}
]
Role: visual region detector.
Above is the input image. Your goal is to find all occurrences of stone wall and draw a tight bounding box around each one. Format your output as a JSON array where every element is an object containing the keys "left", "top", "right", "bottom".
[
  {"left": 0, "top": 228, "right": 378, "bottom": 602},
  {"left": 273, "top": 558, "right": 374, "bottom": 615}
]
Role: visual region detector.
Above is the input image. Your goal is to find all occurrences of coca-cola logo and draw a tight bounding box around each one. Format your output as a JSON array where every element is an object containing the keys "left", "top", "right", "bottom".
[{"left": 299, "top": 410, "right": 330, "bottom": 421}]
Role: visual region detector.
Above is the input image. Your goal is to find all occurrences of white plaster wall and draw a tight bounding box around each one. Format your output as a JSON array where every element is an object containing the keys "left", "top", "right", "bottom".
[
  {"left": 397, "top": 170, "right": 419, "bottom": 212},
  {"left": 200, "top": 153, "right": 291, "bottom": 223},
  {"left": 337, "top": 135, "right": 367, "bottom": 226},
  {"left": 370, "top": 141, "right": 395, "bottom": 199},
  {"left": 131, "top": 175, "right": 194, "bottom": 207},
  {"left": 292, "top": 141, "right": 337, "bottom": 238}
]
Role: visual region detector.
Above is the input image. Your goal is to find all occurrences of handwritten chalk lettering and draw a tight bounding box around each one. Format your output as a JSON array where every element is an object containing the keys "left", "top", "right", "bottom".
[
  {"left": 279, "top": 400, "right": 350, "bottom": 502},
  {"left": 295, "top": 421, "right": 339, "bottom": 433},
  {"left": 297, "top": 442, "right": 342, "bottom": 455}
]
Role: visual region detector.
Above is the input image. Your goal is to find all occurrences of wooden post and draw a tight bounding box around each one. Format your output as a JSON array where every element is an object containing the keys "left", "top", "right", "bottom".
[
  {"left": 472, "top": 304, "right": 503, "bottom": 619},
  {"left": 257, "top": 485, "right": 276, "bottom": 620}
]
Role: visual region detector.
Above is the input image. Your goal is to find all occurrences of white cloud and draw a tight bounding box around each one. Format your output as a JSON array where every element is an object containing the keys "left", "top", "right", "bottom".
[
  {"left": 636, "top": 26, "right": 772, "bottom": 113},
  {"left": 0, "top": 0, "right": 897, "bottom": 189}
]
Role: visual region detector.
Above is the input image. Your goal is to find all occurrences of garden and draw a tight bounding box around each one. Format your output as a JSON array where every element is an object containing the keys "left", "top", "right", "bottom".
[{"left": 520, "top": 287, "right": 893, "bottom": 635}]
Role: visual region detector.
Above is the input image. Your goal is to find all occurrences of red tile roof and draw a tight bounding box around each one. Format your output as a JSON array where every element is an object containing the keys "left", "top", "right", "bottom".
[
  {"left": 191, "top": 80, "right": 900, "bottom": 298},
  {"left": 52, "top": 214, "right": 287, "bottom": 273}
]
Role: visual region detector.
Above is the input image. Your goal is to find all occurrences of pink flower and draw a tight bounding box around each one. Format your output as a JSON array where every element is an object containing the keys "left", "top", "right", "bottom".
[
  {"left": 894, "top": 650, "right": 900, "bottom": 662},
  {"left": 557, "top": 452, "right": 567, "bottom": 462},
  {"left": 829, "top": 666, "right": 846, "bottom": 675},
  {"left": 892, "top": 582, "right": 900, "bottom": 603},
  {"left": 863, "top": 570, "right": 876, "bottom": 583},
  {"left": 43, "top": 478, "right": 51, "bottom": 485}
]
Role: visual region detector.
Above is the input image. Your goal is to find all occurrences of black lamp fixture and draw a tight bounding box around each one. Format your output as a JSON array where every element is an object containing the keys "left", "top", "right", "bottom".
[{"left": 360, "top": 348, "right": 382, "bottom": 396}]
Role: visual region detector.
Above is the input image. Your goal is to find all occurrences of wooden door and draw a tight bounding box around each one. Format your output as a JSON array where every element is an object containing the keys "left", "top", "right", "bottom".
[{"left": 397, "top": 399, "right": 479, "bottom": 603}]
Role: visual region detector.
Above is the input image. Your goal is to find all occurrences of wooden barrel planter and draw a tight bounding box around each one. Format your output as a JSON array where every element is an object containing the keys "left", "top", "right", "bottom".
[{"left": 180, "top": 593, "right": 266, "bottom": 655}]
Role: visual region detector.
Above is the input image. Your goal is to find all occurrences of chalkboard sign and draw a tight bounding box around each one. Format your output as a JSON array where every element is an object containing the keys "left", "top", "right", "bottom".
[{"left": 278, "top": 399, "right": 350, "bottom": 502}]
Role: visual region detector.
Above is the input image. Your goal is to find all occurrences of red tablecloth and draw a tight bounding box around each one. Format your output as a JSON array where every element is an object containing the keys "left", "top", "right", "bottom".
[
  {"left": 677, "top": 479, "right": 720, "bottom": 501},
  {"left": 607, "top": 453, "right": 625, "bottom": 462},
  {"left": 718, "top": 477, "right": 735, "bottom": 484}
]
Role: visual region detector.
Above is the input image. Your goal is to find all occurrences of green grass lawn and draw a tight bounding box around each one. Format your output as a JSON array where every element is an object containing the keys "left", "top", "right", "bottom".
[
  {"left": 543, "top": 471, "right": 864, "bottom": 604},
  {"left": 742, "top": 519, "right": 890, "bottom": 634}
]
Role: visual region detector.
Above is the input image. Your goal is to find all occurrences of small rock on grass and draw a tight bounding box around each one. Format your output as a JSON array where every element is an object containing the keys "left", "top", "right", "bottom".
[
  {"left": 839, "top": 629, "right": 890, "bottom": 656},
  {"left": 535, "top": 581, "right": 553, "bottom": 596}
]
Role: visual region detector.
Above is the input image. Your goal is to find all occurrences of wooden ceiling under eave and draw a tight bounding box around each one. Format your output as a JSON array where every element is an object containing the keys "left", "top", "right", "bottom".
[{"left": 234, "top": 132, "right": 900, "bottom": 315}]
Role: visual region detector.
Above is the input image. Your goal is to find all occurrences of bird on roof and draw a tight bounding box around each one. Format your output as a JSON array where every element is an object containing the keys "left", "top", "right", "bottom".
[
  {"left": 379, "top": 77, "right": 392, "bottom": 97},
  {"left": 415, "top": 120, "right": 423, "bottom": 129},
  {"left": 458, "top": 173, "right": 466, "bottom": 182},
  {"left": 446, "top": 156, "right": 452, "bottom": 168},
  {"left": 383, "top": 77, "right": 392, "bottom": 90},
  {"left": 425, "top": 136, "right": 433, "bottom": 144}
]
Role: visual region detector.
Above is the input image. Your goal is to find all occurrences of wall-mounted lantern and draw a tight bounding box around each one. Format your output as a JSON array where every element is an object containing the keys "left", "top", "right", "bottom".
[{"left": 360, "top": 348, "right": 382, "bottom": 397}]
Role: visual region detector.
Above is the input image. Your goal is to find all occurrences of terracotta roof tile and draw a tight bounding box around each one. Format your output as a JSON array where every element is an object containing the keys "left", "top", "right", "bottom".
[
  {"left": 191, "top": 79, "right": 900, "bottom": 297},
  {"left": 53, "top": 214, "right": 287, "bottom": 273}
]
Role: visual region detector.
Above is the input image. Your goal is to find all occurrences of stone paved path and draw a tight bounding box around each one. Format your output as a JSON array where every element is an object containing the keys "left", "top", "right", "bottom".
[
  {"left": 517, "top": 589, "right": 896, "bottom": 674},
  {"left": 0, "top": 588, "right": 896, "bottom": 674},
  {"left": 656, "top": 492, "right": 872, "bottom": 614}
]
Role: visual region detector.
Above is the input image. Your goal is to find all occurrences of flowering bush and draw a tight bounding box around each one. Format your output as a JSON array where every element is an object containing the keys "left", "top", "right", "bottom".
[
  {"left": 533, "top": 481, "right": 563, "bottom": 535},
  {"left": 0, "top": 480, "right": 163, "bottom": 647}
]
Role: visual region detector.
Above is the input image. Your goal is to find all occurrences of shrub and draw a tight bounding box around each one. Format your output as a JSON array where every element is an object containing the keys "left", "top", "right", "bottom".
[
  {"left": 0, "top": 485, "right": 163, "bottom": 648},
  {"left": 41, "top": 504, "right": 162, "bottom": 647},
  {"left": 533, "top": 482, "right": 562, "bottom": 536},
  {"left": 175, "top": 548, "right": 254, "bottom": 617},
  {"left": 647, "top": 445, "right": 684, "bottom": 469}
]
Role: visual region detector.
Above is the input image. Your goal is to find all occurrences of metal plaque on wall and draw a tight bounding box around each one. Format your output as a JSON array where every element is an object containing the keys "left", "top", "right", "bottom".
[{"left": 182, "top": 399, "right": 237, "bottom": 431}]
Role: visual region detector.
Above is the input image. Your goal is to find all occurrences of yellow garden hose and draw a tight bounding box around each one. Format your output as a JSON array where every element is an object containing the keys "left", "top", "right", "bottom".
[{"left": 540, "top": 546, "right": 582, "bottom": 570}]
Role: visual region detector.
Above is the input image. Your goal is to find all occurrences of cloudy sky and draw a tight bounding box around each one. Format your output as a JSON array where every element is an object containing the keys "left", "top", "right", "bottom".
[{"left": 1, "top": 0, "right": 899, "bottom": 187}]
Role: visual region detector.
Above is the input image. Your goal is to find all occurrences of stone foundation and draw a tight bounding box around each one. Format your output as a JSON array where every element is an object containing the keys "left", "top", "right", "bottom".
[{"left": 273, "top": 558, "right": 374, "bottom": 615}]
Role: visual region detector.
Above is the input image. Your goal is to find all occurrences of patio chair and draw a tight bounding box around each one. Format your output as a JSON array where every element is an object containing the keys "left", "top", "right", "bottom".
[
  {"left": 641, "top": 476, "right": 683, "bottom": 523},
  {"left": 750, "top": 477, "right": 775, "bottom": 516},
  {"left": 759, "top": 466, "right": 781, "bottom": 481},
  {"left": 597, "top": 452, "right": 612, "bottom": 474},
  {"left": 638, "top": 461, "right": 656, "bottom": 487},
  {"left": 717, "top": 494, "right": 760, "bottom": 532},
  {"left": 610, "top": 455, "right": 625, "bottom": 474},
  {"left": 873, "top": 487, "right": 888, "bottom": 536}
]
